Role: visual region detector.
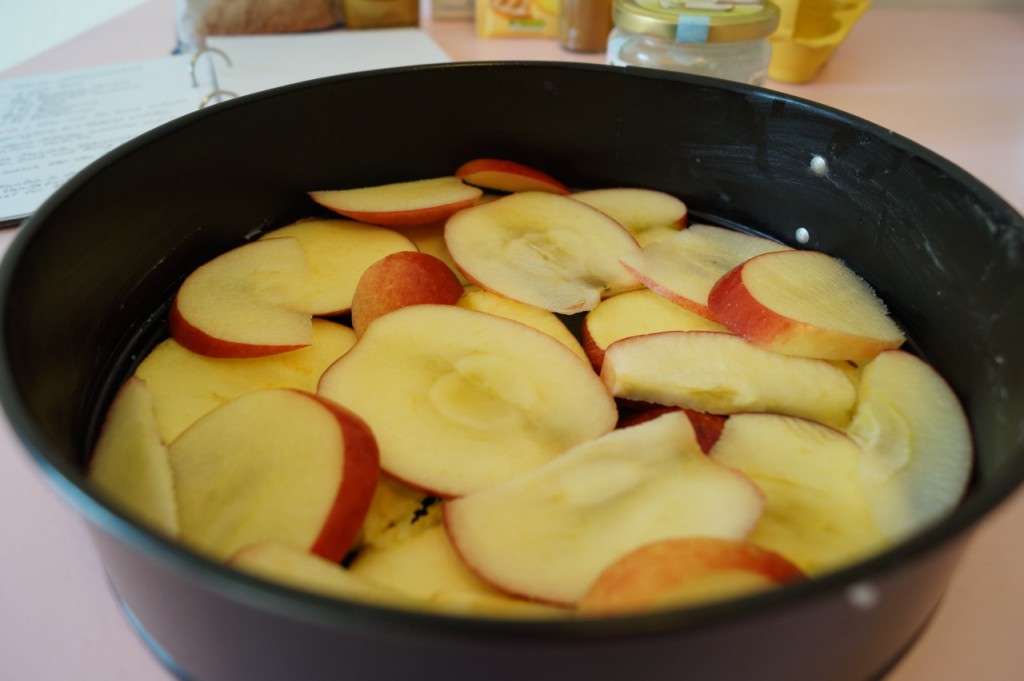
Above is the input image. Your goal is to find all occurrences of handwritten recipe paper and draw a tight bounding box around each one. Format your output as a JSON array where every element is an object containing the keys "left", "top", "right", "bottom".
[{"left": 0, "top": 29, "right": 451, "bottom": 225}]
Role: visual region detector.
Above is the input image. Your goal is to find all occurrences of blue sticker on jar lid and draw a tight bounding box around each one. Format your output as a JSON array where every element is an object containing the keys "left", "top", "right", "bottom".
[{"left": 675, "top": 13, "right": 711, "bottom": 42}]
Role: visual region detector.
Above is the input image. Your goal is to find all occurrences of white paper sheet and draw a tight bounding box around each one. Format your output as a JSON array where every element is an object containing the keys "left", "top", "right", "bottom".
[{"left": 0, "top": 28, "right": 451, "bottom": 225}]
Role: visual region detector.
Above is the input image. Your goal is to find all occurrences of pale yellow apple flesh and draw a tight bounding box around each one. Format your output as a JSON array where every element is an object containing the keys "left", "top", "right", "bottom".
[
  {"left": 601, "top": 330, "right": 858, "bottom": 429},
  {"left": 444, "top": 412, "right": 764, "bottom": 606},
  {"left": 358, "top": 475, "right": 440, "bottom": 550},
  {"left": 582, "top": 288, "right": 728, "bottom": 369},
  {"left": 258, "top": 218, "right": 416, "bottom": 315},
  {"left": 618, "top": 406, "right": 727, "bottom": 454},
  {"left": 457, "top": 287, "right": 590, "bottom": 364},
  {"left": 169, "top": 237, "right": 314, "bottom": 358},
  {"left": 709, "top": 249, "right": 906, "bottom": 361},
  {"left": 318, "top": 304, "right": 618, "bottom": 497},
  {"left": 228, "top": 541, "right": 412, "bottom": 606},
  {"left": 710, "top": 412, "right": 888, "bottom": 574},
  {"left": 350, "top": 251, "right": 465, "bottom": 337},
  {"left": 398, "top": 220, "right": 470, "bottom": 285},
  {"left": 87, "top": 376, "right": 179, "bottom": 537},
  {"left": 578, "top": 537, "right": 804, "bottom": 615},
  {"left": 349, "top": 523, "right": 569, "bottom": 618},
  {"left": 570, "top": 187, "right": 686, "bottom": 246},
  {"left": 135, "top": 318, "right": 357, "bottom": 442},
  {"left": 310, "top": 176, "right": 483, "bottom": 227},
  {"left": 846, "top": 349, "right": 973, "bottom": 541},
  {"left": 619, "top": 224, "right": 791, "bottom": 319},
  {"left": 444, "top": 191, "right": 642, "bottom": 314},
  {"left": 169, "top": 389, "right": 379, "bottom": 562},
  {"left": 350, "top": 523, "right": 488, "bottom": 599}
]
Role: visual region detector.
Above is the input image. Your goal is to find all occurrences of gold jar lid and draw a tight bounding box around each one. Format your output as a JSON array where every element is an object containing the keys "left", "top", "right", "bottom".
[{"left": 612, "top": 0, "right": 780, "bottom": 43}]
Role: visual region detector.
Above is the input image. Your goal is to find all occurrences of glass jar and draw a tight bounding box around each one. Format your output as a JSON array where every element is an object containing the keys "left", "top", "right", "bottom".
[{"left": 607, "top": 0, "right": 780, "bottom": 85}]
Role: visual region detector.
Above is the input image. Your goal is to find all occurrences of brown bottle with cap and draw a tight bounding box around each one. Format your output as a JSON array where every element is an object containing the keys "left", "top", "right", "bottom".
[{"left": 558, "top": 0, "right": 614, "bottom": 53}]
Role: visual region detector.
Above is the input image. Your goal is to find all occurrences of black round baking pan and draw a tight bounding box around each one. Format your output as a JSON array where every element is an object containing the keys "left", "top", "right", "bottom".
[{"left": 2, "top": 61, "right": 1022, "bottom": 681}]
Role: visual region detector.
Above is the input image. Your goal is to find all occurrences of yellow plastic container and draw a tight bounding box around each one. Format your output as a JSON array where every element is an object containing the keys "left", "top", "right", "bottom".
[
  {"left": 476, "top": 0, "right": 560, "bottom": 38},
  {"left": 768, "top": 0, "right": 870, "bottom": 83}
]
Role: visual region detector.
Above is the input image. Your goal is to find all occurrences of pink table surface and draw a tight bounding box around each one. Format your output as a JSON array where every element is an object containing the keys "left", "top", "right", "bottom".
[{"left": 2, "top": 3, "right": 1023, "bottom": 681}]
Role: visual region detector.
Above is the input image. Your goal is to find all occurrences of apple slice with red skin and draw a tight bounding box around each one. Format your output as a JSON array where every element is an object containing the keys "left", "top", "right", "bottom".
[
  {"left": 710, "top": 412, "right": 887, "bottom": 574},
  {"left": 135, "top": 318, "right": 357, "bottom": 442},
  {"left": 455, "top": 158, "right": 570, "bottom": 195},
  {"left": 601, "top": 330, "right": 857, "bottom": 429},
  {"left": 88, "top": 376, "right": 179, "bottom": 537},
  {"left": 571, "top": 188, "right": 687, "bottom": 246},
  {"left": 618, "top": 406, "right": 727, "bottom": 454},
  {"left": 619, "top": 224, "right": 791, "bottom": 320},
  {"left": 258, "top": 218, "right": 416, "bottom": 316},
  {"left": 445, "top": 191, "right": 642, "bottom": 314},
  {"left": 708, "top": 249, "right": 906, "bottom": 362},
  {"left": 310, "top": 176, "right": 482, "bottom": 227},
  {"left": 318, "top": 304, "right": 618, "bottom": 497},
  {"left": 169, "top": 389, "right": 379, "bottom": 562},
  {"left": 846, "top": 349, "right": 973, "bottom": 541},
  {"left": 444, "top": 411, "right": 764, "bottom": 606},
  {"left": 582, "top": 288, "right": 727, "bottom": 370},
  {"left": 169, "top": 237, "right": 314, "bottom": 358},
  {"left": 350, "top": 251, "right": 466, "bottom": 337},
  {"left": 578, "top": 537, "right": 805, "bottom": 615}
]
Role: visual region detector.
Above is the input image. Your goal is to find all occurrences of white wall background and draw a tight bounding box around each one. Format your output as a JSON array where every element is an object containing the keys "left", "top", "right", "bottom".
[{"left": 0, "top": 0, "right": 151, "bottom": 72}]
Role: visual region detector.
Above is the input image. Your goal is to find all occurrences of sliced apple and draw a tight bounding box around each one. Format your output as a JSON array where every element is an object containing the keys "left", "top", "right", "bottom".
[
  {"left": 318, "top": 304, "right": 618, "bottom": 497},
  {"left": 258, "top": 218, "right": 416, "bottom": 315},
  {"left": 87, "top": 376, "right": 179, "bottom": 537},
  {"left": 310, "top": 176, "right": 482, "bottom": 227},
  {"left": 601, "top": 330, "right": 857, "bottom": 429},
  {"left": 444, "top": 411, "right": 764, "bottom": 606},
  {"left": 169, "top": 237, "right": 313, "bottom": 358},
  {"left": 582, "top": 288, "right": 728, "bottom": 369},
  {"left": 350, "top": 523, "right": 491, "bottom": 599},
  {"left": 425, "top": 590, "right": 571, "bottom": 618},
  {"left": 457, "top": 287, "right": 589, "bottom": 364},
  {"left": 228, "top": 541, "right": 412, "bottom": 606},
  {"left": 618, "top": 406, "right": 727, "bottom": 454},
  {"left": 169, "top": 389, "right": 379, "bottom": 562},
  {"left": 455, "top": 158, "right": 570, "bottom": 195},
  {"left": 619, "top": 224, "right": 791, "bottom": 320},
  {"left": 571, "top": 188, "right": 686, "bottom": 246},
  {"left": 135, "top": 318, "right": 357, "bottom": 442},
  {"left": 846, "top": 349, "right": 973, "bottom": 541},
  {"left": 444, "top": 191, "right": 642, "bottom": 314},
  {"left": 349, "top": 523, "right": 568, "bottom": 618},
  {"left": 358, "top": 474, "right": 441, "bottom": 550},
  {"left": 350, "top": 251, "right": 465, "bottom": 337},
  {"left": 708, "top": 249, "right": 906, "bottom": 361},
  {"left": 710, "top": 412, "right": 887, "bottom": 574},
  {"left": 578, "top": 537, "right": 805, "bottom": 615}
]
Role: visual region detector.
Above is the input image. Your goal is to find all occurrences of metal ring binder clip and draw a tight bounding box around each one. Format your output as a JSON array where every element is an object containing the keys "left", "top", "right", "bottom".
[
  {"left": 188, "top": 47, "right": 233, "bottom": 87},
  {"left": 198, "top": 89, "right": 240, "bottom": 108},
  {"left": 189, "top": 47, "right": 238, "bottom": 107}
]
